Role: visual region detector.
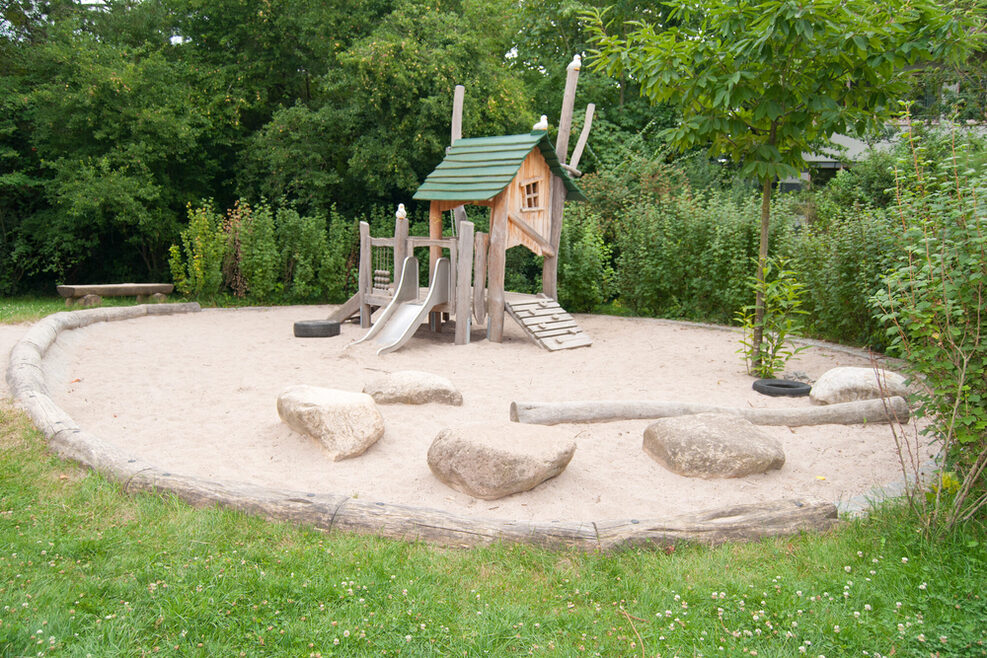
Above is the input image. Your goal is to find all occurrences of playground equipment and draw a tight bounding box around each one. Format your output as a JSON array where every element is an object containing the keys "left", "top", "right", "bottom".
[
  {"left": 334, "top": 56, "right": 596, "bottom": 353},
  {"left": 351, "top": 256, "right": 451, "bottom": 355}
]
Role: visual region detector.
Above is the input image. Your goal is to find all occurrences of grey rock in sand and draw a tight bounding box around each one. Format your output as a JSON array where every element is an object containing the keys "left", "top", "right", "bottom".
[
  {"left": 363, "top": 370, "right": 463, "bottom": 406},
  {"left": 643, "top": 413, "right": 785, "bottom": 479},
  {"left": 277, "top": 385, "right": 384, "bottom": 461},
  {"left": 810, "top": 366, "right": 910, "bottom": 405},
  {"left": 427, "top": 423, "right": 576, "bottom": 500}
]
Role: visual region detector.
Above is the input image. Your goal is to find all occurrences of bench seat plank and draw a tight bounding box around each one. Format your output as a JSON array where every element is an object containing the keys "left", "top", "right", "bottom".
[{"left": 57, "top": 283, "right": 174, "bottom": 298}]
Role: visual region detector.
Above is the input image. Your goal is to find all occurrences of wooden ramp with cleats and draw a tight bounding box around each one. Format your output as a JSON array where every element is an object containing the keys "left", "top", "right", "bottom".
[{"left": 504, "top": 294, "right": 592, "bottom": 351}]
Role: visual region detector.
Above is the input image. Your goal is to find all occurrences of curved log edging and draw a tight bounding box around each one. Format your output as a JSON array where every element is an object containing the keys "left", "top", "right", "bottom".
[{"left": 5, "top": 305, "right": 840, "bottom": 550}]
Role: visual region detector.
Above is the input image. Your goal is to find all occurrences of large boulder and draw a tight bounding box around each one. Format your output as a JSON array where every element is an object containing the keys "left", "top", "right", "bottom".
[
  {"left": 810, "top": 366, "right": 910, "bottom": 405},
  {"left": 277, "top": 385, "right": 384, "bottom": 461},
  {"left": 363, "top": 370, "right": 463, "bottom": 406},
  {"left": 643, "top": 413, "right": 785, "bottom": 479},
  {"left": 427, "top": 423, "right": 576, "bottom": 500}
]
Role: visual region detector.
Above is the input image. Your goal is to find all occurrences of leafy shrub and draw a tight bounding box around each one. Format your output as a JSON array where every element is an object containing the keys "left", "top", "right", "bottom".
[
  {"left": 735, "top": 256, "right": 809, "bottom": 378},
  {"left": 781, "top": 208, "right": 902, "bottom": 349},
  {"left": 558, "top": 207, "right": 613, "bottom": 312},
  {"left": 237, "top": 201, "right": 281, "bottom": 302},
  {"left": 614, "top": 191, "right": 798, "bottom": 323},
  {"left": 168, "top": 202, "right": 225, "bottom": 300},
  {"left": 277, "top": 206, "right": 329, "bottom": 301},
  {"left": 322, "top": 208, "right": 360, "bottom": 303},
  {"left": 871, "top": 126, "right": 987, "bottom": 533}
]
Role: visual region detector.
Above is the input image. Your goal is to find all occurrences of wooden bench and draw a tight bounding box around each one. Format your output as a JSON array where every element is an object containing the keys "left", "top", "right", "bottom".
[{"left": 56, "top": 283, "right": 174, "bottom": 307}]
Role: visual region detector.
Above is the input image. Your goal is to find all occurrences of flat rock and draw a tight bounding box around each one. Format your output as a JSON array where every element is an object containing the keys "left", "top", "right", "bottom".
[
  {"left": 277, "top": 385, "right": 384, "bottom": 461},
  {"left": 427, "top": 423, "right": 576, "bottom": 500},
  {"left": 810, "top": 366, "right": 910, "bottom": 405},
  {"left": 363, "top": 370, "right": 463, "bottom": 406},
  {"left": 643, "top": 413, "right": 785, "bottom": 479}
]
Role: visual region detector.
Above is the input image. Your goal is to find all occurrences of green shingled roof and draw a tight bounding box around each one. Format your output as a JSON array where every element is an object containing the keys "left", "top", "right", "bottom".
[{"left": 413, "top": 131, "right": 586, "bottom": 202}]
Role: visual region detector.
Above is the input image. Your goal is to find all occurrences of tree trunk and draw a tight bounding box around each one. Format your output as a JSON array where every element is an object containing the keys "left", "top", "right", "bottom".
[{"left": 752, "top": 177, "right": 772, "bottom": 370}]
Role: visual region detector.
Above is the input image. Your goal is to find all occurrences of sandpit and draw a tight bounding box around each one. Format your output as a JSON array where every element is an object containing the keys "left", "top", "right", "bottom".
[{"left": 17, "top": 304, "right": 926, "bottom": 528}]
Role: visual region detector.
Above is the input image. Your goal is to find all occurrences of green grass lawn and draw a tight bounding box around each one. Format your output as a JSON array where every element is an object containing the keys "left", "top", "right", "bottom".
[{"left": 2, "top": 300, "right": 986, "bottom": 656}]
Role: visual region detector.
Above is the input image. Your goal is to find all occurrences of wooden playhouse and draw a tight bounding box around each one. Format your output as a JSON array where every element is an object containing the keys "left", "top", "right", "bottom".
[{"left": 412, "top": 130, "right": 590, "bottom": 349}]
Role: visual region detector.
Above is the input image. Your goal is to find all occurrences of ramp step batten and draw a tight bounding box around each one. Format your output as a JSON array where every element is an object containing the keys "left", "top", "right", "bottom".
[{"left": 504, "top": 294, "right": 592, "bottom": 351}]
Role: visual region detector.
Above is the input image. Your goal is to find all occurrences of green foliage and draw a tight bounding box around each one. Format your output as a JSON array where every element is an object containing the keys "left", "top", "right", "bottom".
[
  {"left": 735, "top": 257, "right": 809, "bottom": 378},
  {"left": 557, "top": 207, "right": 613, "bottom": 312},
  {"left": 168, "top": 202, "right": 225, "bottom": 300},
  {"left": 781, "top": 209, "right": 902, "bottom": 349},
  {"left": 614, "top": 191, "right": 801, "bottom": 323},
  {"left": 322, "top": 209, "right": 361, "bottom": 304},
  {"left": 277, "top": 206, "right": 329, "bottom": 302},
  {"left": 236, "top": 201, "right": 282, "bottom": 302},
  {"left": 871, "top": 126, "right": 987, "bottom": 532},
  {"left": 585, "top": 0, "right": 976, "bottom": 370},
  {"left": 585, "top": 0, "right": 975, "bottom": 185}
]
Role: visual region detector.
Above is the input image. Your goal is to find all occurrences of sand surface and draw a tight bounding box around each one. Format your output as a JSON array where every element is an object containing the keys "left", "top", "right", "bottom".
[{"left": 5, "top": 305, "right": 925, "bottom": 522}]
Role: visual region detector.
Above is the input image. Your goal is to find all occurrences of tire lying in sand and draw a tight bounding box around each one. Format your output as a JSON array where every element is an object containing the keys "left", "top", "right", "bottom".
[
  {"left": 752, "top": 379, "right": 811, "bottom": 397},
  {"left": 293, "top": 320, "right": 340, "bottom": 338}
]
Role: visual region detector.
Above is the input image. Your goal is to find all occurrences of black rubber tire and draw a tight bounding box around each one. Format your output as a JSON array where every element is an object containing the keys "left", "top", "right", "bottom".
[
  {"left": 752, "top": 378, "right": 811, "bottom": 397},
  {"left": 293, "top": 320, "right": 340, "bottom": 338}
]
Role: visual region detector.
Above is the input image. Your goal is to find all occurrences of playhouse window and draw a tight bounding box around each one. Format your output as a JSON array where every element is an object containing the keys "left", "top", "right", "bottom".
[{"left": 521, "top": 178, "right": 542, "bottom": 211}]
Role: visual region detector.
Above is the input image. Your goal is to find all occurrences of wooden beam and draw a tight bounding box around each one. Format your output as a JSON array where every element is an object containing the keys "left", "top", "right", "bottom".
[
  {"left": 543, "top": 55, "right": 581, "bottom": 299},
  {"left": 507, "top": 212, "right": 556, "bottom": 258},
  {"left": 451, "top": 85, "right": 468, "bottom": 234},
  {"left": 473, "top": 231, "right": 488, "bottom": 325},
  {"left": 429, "top": 202, "right": 443, "bottom": 273},
  {"left": 358, "top": 221, "right": 372, "bottom": 327},
  {"left": 509, "top": 397, "right": 911, "bottom": 427},
  {"left": 555, "top": 56, "right": 581, "bottom": 163},
  {"left": 394, "top": 211, "right": 408, "bottom": 288},
  {"left": 486, "top": 201, "right": 508, "bottom": 342},
  {"left": 569, "top": 103, "right": 595, "bottom": 171},
  {"left": 451, "top": 85, "right": 464, "bottom": 144},
  {"left": 455, "top": 221, "right": 474, "bottom": 345}
]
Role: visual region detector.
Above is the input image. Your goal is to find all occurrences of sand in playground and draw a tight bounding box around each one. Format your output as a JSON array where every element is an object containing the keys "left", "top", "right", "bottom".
[{"left": 18, "top": 305, "right": 927, "bottom": 523}]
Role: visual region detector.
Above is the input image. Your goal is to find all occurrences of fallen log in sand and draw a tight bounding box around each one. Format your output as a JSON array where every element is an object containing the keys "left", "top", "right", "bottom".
[{"left": 509, "top": 397, "right": 910, "bottom": 427}]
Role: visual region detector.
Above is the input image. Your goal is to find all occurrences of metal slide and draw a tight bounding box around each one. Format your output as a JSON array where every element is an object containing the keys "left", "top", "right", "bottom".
[{"left": 351, "top": 256, "right": 450, "bottom": 355}]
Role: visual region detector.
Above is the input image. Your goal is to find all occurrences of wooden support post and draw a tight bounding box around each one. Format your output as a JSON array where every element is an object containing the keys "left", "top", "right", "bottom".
[
  {"left": 486, "top": 203, "right": 508, "bottom": 342},
  {"left": 455, "top": 221, "right": 474, "bottom": 345},
  {"left": 451, "top": 85, "right": 464, "bottom": 144},
  {"left": 358, "top": 221, "right": 372, "bottom": 328},
  {"left": 429, "top": 202, "right": 443, "bottom": 274},
  {"left": 473, "top": 231, "right": 488, "bottom": 325},
  {"left": 394, "top": 212, "right": 408, "bottom": 286},
  {"left": 451, "top": 85, "right": 468, "bottom": 234},
  {"left": 543, "top": 55, "right": 581, "bottom": 300}
]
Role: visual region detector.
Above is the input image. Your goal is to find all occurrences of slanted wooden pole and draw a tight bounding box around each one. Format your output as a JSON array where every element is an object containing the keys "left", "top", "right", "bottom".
[
  {"left": 358, "top": 221, "right": 372, "bottom": 327},
  {"left": 569, "top": 103, "right": 595, "bottom": 172},
  {"left": 486, "top": 202, "right": 508, "bottom": 342},
  {"left": 451, "top": 85, "right": 467, "bottom": 234},
  {"left": 542, "top": 55, "right": 581, "bottom": 300},
  {"left": 455, "top": 221, "right": 474, "bottom": 345}
]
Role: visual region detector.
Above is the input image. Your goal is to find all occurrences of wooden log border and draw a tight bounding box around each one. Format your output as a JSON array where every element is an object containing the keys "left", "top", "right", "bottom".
[
  {"left": 5, "top": 304, "right": 839, "bottom": 550},
  {"left": 510, "top": 397, "right": 911, "bottom": 427}
]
